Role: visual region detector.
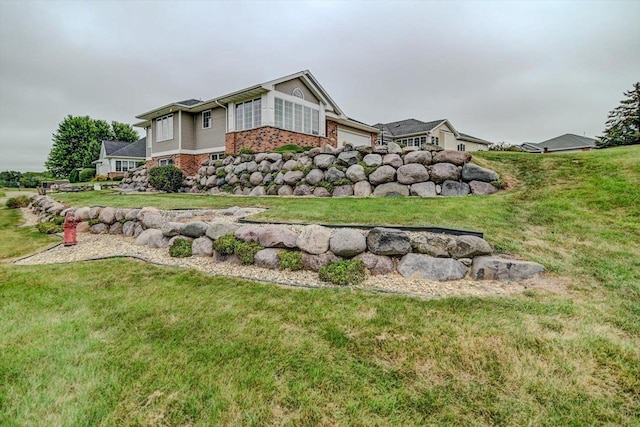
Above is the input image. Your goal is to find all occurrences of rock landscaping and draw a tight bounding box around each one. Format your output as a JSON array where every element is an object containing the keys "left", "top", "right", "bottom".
[
  {"left": 120, "top": 142, "right": 502, "bottom": 197},
  {"left": 28, "top": 195, "right": 545, "bottom": 289}
]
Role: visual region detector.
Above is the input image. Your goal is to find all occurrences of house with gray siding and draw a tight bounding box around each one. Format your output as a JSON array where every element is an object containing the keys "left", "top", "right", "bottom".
[{"left": 94, "top": 138, "right": 146, "bottom": 178}]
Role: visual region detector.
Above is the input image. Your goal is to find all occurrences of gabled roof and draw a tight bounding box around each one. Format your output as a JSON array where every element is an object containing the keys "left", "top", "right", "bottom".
[
  {"left": 522, "top": 134, "right": 596, "bottom": 153},
  {"left": 103, "top": 138, "right": 146, "bottom": 158},
  {"left": 458, "top": 133, "right": 492, "bottom": 145},
  {"left": 373, "top": 119, "right": 448, "bottom": 137},
  {"left": 176, "top": 99, "right": 201, "bottom": 107}
]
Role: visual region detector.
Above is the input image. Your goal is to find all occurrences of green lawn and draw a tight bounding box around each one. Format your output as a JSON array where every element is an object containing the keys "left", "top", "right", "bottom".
[{"left": 1, "top": 146, "right": 639, "bottom": 425}]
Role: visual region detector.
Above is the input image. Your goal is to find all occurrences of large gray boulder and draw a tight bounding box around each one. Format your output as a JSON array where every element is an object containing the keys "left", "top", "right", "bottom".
[
  {"left": 398, "top": 254, "right": 468, "bottom": 280},
  {"left": 181, "top": 221, "right": 209, "bottom": 238},
  {"left": 234, "top": 225, "right": 263, "bottom": 243},
  {"left": 337, "top": 151, "right": 362, "bottom": 166},
  {"left": 469, "top": 181, "right": 499, "bottom": 195},
  {"left": 277, "top": 185, "right": 293, "bottom": 196},
  {"left": 135, "top": 229, "right": 170, "bottom": 248},
  {"left": 369, "top": 165, "right": 396, "bottom": 185},
  {"left": 249, "top": 186, "right": 266, "bottom": 197},
  {"left": 333, "top": 185, "right": 354, "bottom": 197},
  {"left": 254, "top": 248, "right": 286, "bottom": 269},
  {"left": 354, "top": 253, "right": 394, "bottom": 275},
  {"left": 396, "top": 164, "right": 429, "bottom": 184},
  {"left": 404, "top": 150, "right": 432, "bottom": 165},
  {"left": 367, "top": 227, "right": 411, "bottom": 256},
  {"left": 283, "top": 170, "right": 304, "bottom": 185},
  {"left": 301, "top": 251, "right": 341, "bottom": 271},
  {"left": 258, "top": 225, "right": 298, "bottom": 248},
  {"left": 411, "top": 233, "right": 456, "bottom": 258},
  {"left": 346, "top": 164, "right": 367, "bottom": 182},
  {"left": 282, "top": 159, "right": 299, "bottom": 171},
  {"left": 297, "top": 224, "right": 332, "bottom": 255},
  {"left": 122, "top": 221, "right": 137, "bottom": 237},
  {"left": 373, "top": 182, "right": 409, "bottom": 197},
  {"left": 329, "top": 229, "right": 367, "bottom": 257},
  {"left": 429, "top": 163, "right": 460, "bottom": 183},
  {"left": 305, "top": 169, "right": 324, "bottom": 186},
  {"left": 89, "top": 207, "right": 102, "bottom": 219},
  {"left": 74, "top": 207, "right": 90, "bottom": 220},
  {"left": 293, "top": 185, "right": 312, "bottom": 196},
  {"left": 192, "top": 236, "right": 213, "bottom": 256},
  {"left": 98, "top": 207, "right": 116, "bottom": 224},
  {"left": 433, "top": 150, "right": 471, "bottom": 166},
  {"left": 249, "top": 172, "right": 264, "bottom": 186},
  {"left": 325, "top": 167, "right": 346, "bottom": 183},
  {"left": 314, "top": 154, "right": 336, "bottom": 169},
  {"left": 383, "top": 153, "right": 403, "bottom": 168},
  {"left": 206, "top": 222, "right": 241, "bottom": 240},
  {"left": 441, "top": 180, "right": 470, "bottom": 197},
  {"left": 461, "top": 163, "right": 499, "bottom": 182},
  {"left": 353, "top": 181, "right": 373, "bottom": 197},
  {"left": 363, "top": 153, "right": 382, "bottom": 167},
  {"left": 161, "top": 222, "right": 183, "bottom": 237},
  {"left": 448, "top": 235, "right": 493, "bottom": 259},
  {"left": 410, "top": 182, "right": 437, "bottom": 197},
  {"left": 313, "top": 187, "right": 331, "bottom": 197},
  {"left": 471, "top": 256, "right": 545, "bottom": 281},
  {"left": 90, "top": 223, "right": 108, "bottom": 234},
  {"left": 387, "top": 141, "right": 403, "bottom": 154}
]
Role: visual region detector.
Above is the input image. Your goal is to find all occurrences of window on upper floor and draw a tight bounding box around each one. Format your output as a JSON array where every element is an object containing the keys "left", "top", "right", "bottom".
[
  {"left": 275, "top": 97, "right": 319, "bottom": 135},
  {"left": 235, "top": 98, "right": 261, "bottom": 131},
  {"left": 156, "top": 114, "right": 174, "bottom": 141},
  {"left": 457, "top": 143, "right": 466, "bottom": 152},
  {"left": 203, "top": 110, "right": 211, "bottom": 129}
]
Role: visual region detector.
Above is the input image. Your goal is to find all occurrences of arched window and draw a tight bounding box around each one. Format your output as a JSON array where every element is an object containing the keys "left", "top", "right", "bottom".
[{"left": 292, "top": 88, "right": 305, "bottom": 100}]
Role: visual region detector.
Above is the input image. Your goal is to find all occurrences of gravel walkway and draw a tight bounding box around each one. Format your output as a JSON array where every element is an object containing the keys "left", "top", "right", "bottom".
[{"left": 13, "top": 208, "right": 549, "bottom": 300}]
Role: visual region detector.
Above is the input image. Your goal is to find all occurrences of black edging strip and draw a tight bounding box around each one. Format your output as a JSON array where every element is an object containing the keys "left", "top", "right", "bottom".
[{"left": 237, "top": 218, "right": 484, "bottom": 238}]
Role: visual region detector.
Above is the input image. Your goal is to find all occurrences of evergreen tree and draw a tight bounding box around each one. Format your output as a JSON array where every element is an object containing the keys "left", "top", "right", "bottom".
[{"left": 597, "top": 82, "right": 640, "bottom": 148}]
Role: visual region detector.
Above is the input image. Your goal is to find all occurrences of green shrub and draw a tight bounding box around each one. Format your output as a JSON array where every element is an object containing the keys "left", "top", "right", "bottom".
[
  {"left": 273, "top": 144, "right": 309, "bottom": 154},
  {"left": 278, "top": 251, "right": 303, "bottom": 271},
  {"left": 88, "top": 219, "right": 101, "bottom": 226},
  {"left": 234, "top": 241, "right": 263, "bottom": 265},
  {"left": 239, "top": 148, "right": 255, "bottom": 155},
  {"left": 216, "top": 169, "right": 226, "bottom": 178},
  {"left": 292, "top": 166, "right": 313, "bottom": 174},
  {"left": 136, "top": 160, "right": 146, "bottom": 167},
  {"left": 213, "top": 234, "right": 237, "bottom": 255},
  {"left": 79, "top": 168, "right": 96, "bottom": 182},
  {"left": 214, "top": 161, "right": 224, "bottom": 167},
  {"left": 37, "top": 222, "right": 62, "bottom": 234},
  {"left": 491, "top": 180, "right": 506, "bottom": 190},
  {"left": 315, "top": 181, "right": 334, "bottom": 193},
  {"left": 69, "top": 169, "right": 80, "bottom": 183},
  {"left": 51, "top": 215, "right": 65, "bottom": 226},
  {"left": 220, "top": 184, "right": 234, "bottom": 193},
  {"left": 5, "top": 195, "right": 30, "bottom": 209},
  {"left": 148, "top": 165, "right": 184, "bottom": 192},
  {"left": 318, "top": 260, "right": 366, "bottom": 286},
  {"left": 332, "top": 178, "right": 352, "bottom": 186},
  {"left": 94, "top": 175, "right": 108, "bottom": 182},
  {"left": 169, "top": 238, "right": 192, "bottom": 258},
  {"left": 357, "top": 161, "right": 377, "bottom": 176}
]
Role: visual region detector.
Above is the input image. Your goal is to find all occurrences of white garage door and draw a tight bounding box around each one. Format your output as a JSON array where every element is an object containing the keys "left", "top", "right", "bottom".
[{"left": 337, "top": 126, "right": 371, "bottom": 148}]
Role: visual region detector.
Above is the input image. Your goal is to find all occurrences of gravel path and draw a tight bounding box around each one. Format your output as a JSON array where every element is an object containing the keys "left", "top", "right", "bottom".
[{"left": 13, "top": 208, "right": 550, "bottom": 299}]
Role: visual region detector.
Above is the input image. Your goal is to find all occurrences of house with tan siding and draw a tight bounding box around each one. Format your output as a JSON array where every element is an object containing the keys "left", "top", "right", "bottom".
[{"left": 134, "top": 70, "right": 379, "bottom": 176}]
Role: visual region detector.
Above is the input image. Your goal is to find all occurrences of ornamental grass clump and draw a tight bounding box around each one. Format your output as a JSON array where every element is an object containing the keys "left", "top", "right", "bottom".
[
  {"left": 277, "top": 251, "right": 303, "bottom": 271},
  {"left": 169, "top": 238, "right": 192, "bottom": 258},
  {"left": 318, "top": 259, "right": 366, "bottom": 286},
  {"left": 5, "top": 195, "right": 30, "bottom": 209}
]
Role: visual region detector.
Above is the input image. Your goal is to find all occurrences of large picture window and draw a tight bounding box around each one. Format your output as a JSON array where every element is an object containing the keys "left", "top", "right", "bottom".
[
  {"left": 275, "top": 97, "right": 319, "bottom": 135},
  {"left": 115, "top": 160, "right": 137, "bottom": 172},
  {"left": 235, "top": 98, "right": 261, "bottom": 131},
  {"left": 156, "top": 114, "right": 173, "bottom": 141}
]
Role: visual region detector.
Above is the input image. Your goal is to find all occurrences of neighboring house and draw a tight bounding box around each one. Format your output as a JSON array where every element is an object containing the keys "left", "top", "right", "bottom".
[
  {"left": 133, "top": 70, "right": 380, "bottom": 176},
  {"left": 372, "top": 118, "right": 491, "bottom": 152},
  {"left": 520, "top": 134, "right": 596, "bottom": 154},
  {"left": 94, "top": 138, "right": 146, "bottom": 178}
]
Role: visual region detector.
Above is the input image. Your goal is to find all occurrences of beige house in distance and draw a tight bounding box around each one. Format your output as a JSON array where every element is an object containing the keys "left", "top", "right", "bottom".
[
  {"left": 133, "top": 70, "right": 379, "bottom": 176},
  {"left": 373, "top": 119, "right": 491, "bottom": 152}
]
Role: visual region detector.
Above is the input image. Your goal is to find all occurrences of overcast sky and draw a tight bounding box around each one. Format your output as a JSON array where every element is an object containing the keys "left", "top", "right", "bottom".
[{"left": 1, "top": 0, "right": 638, "bottom": 172}]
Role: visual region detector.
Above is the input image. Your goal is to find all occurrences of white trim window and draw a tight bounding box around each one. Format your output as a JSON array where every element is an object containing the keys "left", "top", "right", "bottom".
[
  {"left": 115, "top": 160, "right": 137, "bottom": 172},
  {"left": 235, "top": 98, "right": 261, "bottom": 131},
  {"left": 292, "top": 87, "right": 305, "bottom": 99},
  {"left": 210, "top": 153, "right": 225, "bottom": 161},
  {"left": 275, "top": 97, "right": 319, "bottom": 135},
  {"left": 156, "top": 114, "right": 174, "bottom": 141},
  {"left": 457, "top": 143, "right": 466, "bottom": 152},
  {"left": 431, "top": 136, "right": 439, "bottom": 145},
  {"left": 202, "top": 110, "right": 212, "bottom": 129},
  {"left": 159, "top": 158, "right": 174, "bottom": 166}
]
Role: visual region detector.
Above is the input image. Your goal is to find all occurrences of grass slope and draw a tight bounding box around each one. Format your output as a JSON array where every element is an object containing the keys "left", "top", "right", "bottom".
[{"left": 2, "top": 146, "right": 639, "bottom": 425}]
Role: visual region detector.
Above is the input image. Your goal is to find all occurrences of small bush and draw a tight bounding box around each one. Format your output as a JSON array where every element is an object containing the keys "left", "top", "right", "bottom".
[
  {"left": 213, "top": 234, "right": 238, "bottom": 255},
  {"left": 216, "top": 169, "right": 226, "bottom": 178},
  {"left": 319, "top": 260, "right": 366, "bottom": 286},
  {"left": 69, "top": 169, "right": 80, "bottom": 183},
  {"left": 239, "top": 148, "right": 255, "bottom": 155},
  {"left": 234, "top": 241, "right": 263, "bottom": 265},
  {"left": 169, "top": 238, "right": 192, "bottom": 258},
  {"left": 148, "top": 165, "right": 184, "bottom": 192},
  {"left": 136, "top": 161, "right": 146, "bottom": 167},
  {"left": 357, "top": 161, "right": 377, "bottom": 176},
  {"left": 51, "top": 215, "right": 65, "bottom": 226},
  {"left": 88, "top": 219, "right": 101, "bottom": 226},
  {"left": 214, "top": 161, "right": 224, "bottom": 168},
  {"left": 491, "top": 180, "right": 506, "bottom": 190},
  {"left": 315, "top": 181, "right": 334, "bottom": 193},
  {"left": 273, "top": 144, "right": 309, "bottom": 154},
  {"left": 278, "top": 251, "right": 303, "bottom": 271},
  {"left": 112, "top": 175, "right": 124, "bottom": 182},
  {"left": 5, "top": 195, "right": 30, "bottom": 209},
  {"left": 79, "top": 168, "right": 96, "bottom": 182},
  {"left": 220, "top": 184, "right": 234, "bottom": 193},
  {"left": 94, "top": 175, "right": 108, "bottom": 182},
  {"left": 37, "top": 222, "right": 62, "bottom": 234},
  {"left": 332, "top": 178, "right": 352, "bottom": 186}
]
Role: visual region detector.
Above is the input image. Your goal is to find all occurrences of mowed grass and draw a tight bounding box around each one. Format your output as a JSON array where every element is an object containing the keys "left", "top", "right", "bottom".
[{"left": 1, "top": 146, "right": 639, "bottom": 425}]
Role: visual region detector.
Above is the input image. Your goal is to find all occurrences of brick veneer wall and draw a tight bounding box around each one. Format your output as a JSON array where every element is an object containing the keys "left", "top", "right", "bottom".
[{"left": 148, "top": 153, "right": 210, "bottom": 176}]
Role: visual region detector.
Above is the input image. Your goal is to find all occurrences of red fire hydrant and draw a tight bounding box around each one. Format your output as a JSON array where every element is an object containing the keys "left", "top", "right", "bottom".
[{"left": 63, "top": 211, "right": 81, "bottom": 246}]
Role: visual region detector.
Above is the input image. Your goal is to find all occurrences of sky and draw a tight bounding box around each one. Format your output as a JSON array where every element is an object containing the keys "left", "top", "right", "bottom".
[{"left": 0, "top": 0, "right": 638, "bottom": 172}]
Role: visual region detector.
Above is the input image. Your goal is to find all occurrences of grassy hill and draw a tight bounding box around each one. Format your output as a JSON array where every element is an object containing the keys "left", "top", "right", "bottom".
[{"left": 1, "top": 146, "right": 638, "bottom": 425}]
